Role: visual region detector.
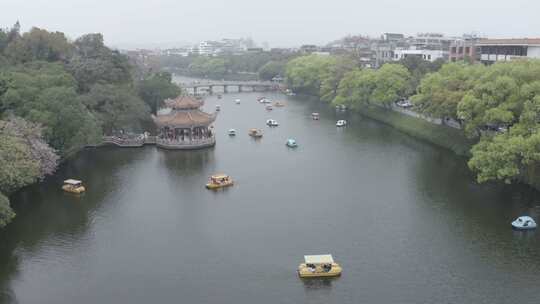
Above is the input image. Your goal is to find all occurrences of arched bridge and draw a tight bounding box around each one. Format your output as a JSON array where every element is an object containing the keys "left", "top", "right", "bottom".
[{"left": 179, "top": 81, "right": 281, "bottom": 95}]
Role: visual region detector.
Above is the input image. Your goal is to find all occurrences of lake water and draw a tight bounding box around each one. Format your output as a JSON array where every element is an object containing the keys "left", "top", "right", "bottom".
[{"left": 2, "top": 91, "right": 540, "bottom": 303}]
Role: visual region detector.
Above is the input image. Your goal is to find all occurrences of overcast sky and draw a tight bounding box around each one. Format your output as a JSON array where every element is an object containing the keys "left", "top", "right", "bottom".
[{"left": 2, "top": 0, "right": 540, "bottom": 49}]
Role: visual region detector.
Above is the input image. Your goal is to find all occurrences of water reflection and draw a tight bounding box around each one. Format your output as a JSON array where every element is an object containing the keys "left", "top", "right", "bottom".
[
  {"left": 0, "top": 147, "right": 148, "bottom": 303},
  {"left": 300, "top": 277, "right": 337, "bottom": 290},
  {"left": 157, "top": 148, "right": 215, "bottom": 176}
]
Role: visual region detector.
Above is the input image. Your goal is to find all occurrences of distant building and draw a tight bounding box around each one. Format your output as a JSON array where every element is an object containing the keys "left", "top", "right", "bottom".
[
  {"left": 198, "top": 41, "right": 221, "bottom": 56},
  {"left": 448, "top": 34, "right": 483, "bottom": 62},
  {"left": 246, "top": 47, "right": 264, "bottom": 53},
  {"left": 409, "top": 33, "right": 456, "bottom": 51},
  {"left": 164, "top": 47, "right": 191, "bottom": 57},
  {"left": 477, "top": 38, "right": 540, "bottom": 64},
  {"left": 300, "top": 45, "right": 319, "bottom": 53},
  {"left": 312, "top": 51, "right": 330, "bottom": 56},
  {"left": 373, "top": 33, "right": 408, "bottom": 67},
  {"left": 382, "top": 33, "right": 405, "bottom": 42},
  {"left": 196, "top": 38, "right": 255, "bottom": 56},
  {"left": 393, "top": 49, "right": 446, "bottom": 62}
]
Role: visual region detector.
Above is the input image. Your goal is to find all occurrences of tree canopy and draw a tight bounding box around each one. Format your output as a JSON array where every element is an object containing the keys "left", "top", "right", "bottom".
[
  {"left": 0, "top": 23, "right": 175, "bottom": 228},
  {"left": 136, "top": 72, "right": 182, "bottom": 114},
  {"left": 285, "top": 54, "right": 356, "bottom": 99},
  {"left": 332, "top": 63, "right": 411, "bottom": 108}
]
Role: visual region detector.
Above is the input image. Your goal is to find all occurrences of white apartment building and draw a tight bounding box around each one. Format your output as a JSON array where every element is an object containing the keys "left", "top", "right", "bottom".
[{"left": 393, "top": 49, "right": 446, "bottom": 62}]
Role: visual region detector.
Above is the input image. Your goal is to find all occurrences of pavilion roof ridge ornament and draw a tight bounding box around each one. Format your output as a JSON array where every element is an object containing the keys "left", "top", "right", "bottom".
[{"left": 164, "top": 95, "right": 204, "bottom": 110}]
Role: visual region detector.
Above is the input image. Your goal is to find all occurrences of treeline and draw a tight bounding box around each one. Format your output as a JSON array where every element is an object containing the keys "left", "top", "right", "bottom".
[
  {"left": 285, "top": 54, "right": 540, "bottom": 186},
  {"left": 0, "top": 23, "right": 181, "bottom": 228},
  {"left": 150, "top": 52, "right": 299, "bottom": 81}
]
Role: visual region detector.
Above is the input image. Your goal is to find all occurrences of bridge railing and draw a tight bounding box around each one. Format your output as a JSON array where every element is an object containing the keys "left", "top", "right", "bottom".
[{"left": 102, "top": 136, "right": 145, "bottom": 147}]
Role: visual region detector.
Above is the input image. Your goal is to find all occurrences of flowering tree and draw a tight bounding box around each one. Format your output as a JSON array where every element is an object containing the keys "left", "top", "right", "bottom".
[{"left": 0, "top": 116, "right": 59, "bottom": 179}]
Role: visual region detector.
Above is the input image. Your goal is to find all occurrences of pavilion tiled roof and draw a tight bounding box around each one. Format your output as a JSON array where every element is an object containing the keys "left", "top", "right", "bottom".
[
  {"left": 153, "top": 110, "right": 216, "bottom": 128},
  {"left": 164, "top": 95, "right": 204, "bottom": 110}
]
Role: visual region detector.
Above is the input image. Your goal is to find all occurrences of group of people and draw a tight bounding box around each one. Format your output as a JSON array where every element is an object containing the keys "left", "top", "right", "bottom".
[
  {"left": 160, "top": 127, "right": 213, "bottom": 142},
  {"left": 306, "top": 263, "right": 332, "bottom": 273}
]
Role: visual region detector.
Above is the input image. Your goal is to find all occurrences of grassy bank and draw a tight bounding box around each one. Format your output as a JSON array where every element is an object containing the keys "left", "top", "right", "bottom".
[{"left": 356, "top": 105, "right": 475, "bottom": 156}]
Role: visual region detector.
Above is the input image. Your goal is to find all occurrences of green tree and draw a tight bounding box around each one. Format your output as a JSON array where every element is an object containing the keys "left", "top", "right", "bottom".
[
  {"left": 285, "top": 54, "right": 338, "bottom": 96},
  {"left": 0, "top": 192, "right": 15, "bottom": 228},
  {"left": 412, "top": 63, "right": 485, "bottom": 120},
  {"left": 332, "top": 69, "right": 377, "bottom": 109},
  {"left": 68, "top": 33, "right": 132, "bottom": 92},
  {"left": 397, "top": 56, "right": 445, "bottom": 94},
  {"left": 187, "top": 57, "right": 227, "bottom": 78},
  {"left": 136, "top": 72, "right": 182, "bottom": 114},
  {"left": 320, "top": 56, "right": 357, "bottom": 103},
  {"left": 4, "top": 27, "right": 72, "bottom": 63},
  {"left": 462, "top": 61, "right": 540, "bottom": 183},
  {"left": 28, "top": 86, "right": 102, "bottom": 154},
  {"left": 0, "top": 62, "right": 101, "bottom": 155},
  {"left": 258, "top": 61, "right": 286, "bottom": 81},
  {"left": 371, "top": 64, "right": 411, "bottom": 108},
  {"left": 81, "top": 84, "right": 150, "bottom": 134}
]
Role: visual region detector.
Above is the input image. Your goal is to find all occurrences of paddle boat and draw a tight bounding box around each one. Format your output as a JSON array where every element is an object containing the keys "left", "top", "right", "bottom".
[
  {"left": 62, "top": 179, "right": 86, "bottom": 194},
  {"left": 274, "top": 101, "right": 285, "bottom": 107},
  {"left": 248, "top": 128, "right": 263, "bottom": 138},
  {"left": 312, "top": 113, "right": 320, "bottom": 120},
  {"left": 266, "top": 119, "right": 279, "bottom": 127},
  {"left": 266, "top": 105, "right": 273, "bottom": 111},
  {"left": 285, "top": 89, "right": 296, "bottom": 96},
  {"left": 335, "top": 105, "right": 347, "bottom": 111},
  {"left": 228, "top": 129, "right": 237, "bottom": 136},
  {"left": 217, "top": 94, "right": 222, "bottom": 99},
  {"left": 205, "top": 174, "right": 234, "bottom": 190},
  {"left": 512, "top": 216, "right": 537, "bottom": 230},
  {"left": 286, "top": 139, "right": 298, "bottom": 148},
  {"left": 235, "top": 99, "right": 241, "bottom": 104},
  {"left": 298, "top": 254, "right": 342, "bottom": 278},
  {"left": 215, "top": 105, "right": 221, "bottom": 111},
  {"left": 336, "top": 120, "right": 347, "bottom": 127}
]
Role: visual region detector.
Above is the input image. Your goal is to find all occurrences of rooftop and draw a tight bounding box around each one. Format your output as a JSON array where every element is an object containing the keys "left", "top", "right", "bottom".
[
  {"left": 477, "top": 38, "right": 540, "bottom": 46},
  {"left": 164, "top": 95, "right": 204, "bottom": 110},
  {"left": 153, "top": 110, "right": 216, "bottom": 128},
  {"left": 304, "top": 254, "right": 334, "bottom": 264}
]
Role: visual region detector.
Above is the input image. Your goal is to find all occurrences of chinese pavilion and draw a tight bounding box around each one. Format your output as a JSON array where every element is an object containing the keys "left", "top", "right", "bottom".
[{"left": 153, "top": 95, "right": 217, "bottom": 150}]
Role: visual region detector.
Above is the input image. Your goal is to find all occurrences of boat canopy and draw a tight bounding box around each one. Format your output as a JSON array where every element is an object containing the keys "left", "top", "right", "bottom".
[
  {"left": 304, "top": 254, "right": 334, "bottom": 264},
  {"left": 211, "top": 174, "right": 229, "bottom": 179},
  {"left": 517, "top": 216, "right": 535, "bottom": 222},
  {"left": 64, "top": 179, "right": 82, "bottom": 185}
]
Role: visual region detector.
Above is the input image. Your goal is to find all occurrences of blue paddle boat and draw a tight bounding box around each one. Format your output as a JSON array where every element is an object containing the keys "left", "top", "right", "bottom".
[
  {"left": 512, "top": 216, "right": 537, "bottom": 230},
  {"left": 286, "top": 139, "right": 298, "bottom": 148}
]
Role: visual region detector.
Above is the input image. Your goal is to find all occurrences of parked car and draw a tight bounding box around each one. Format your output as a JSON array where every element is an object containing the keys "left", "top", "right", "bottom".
[{"left": 396, "top": 99, "right": 413, "bottom": 108}]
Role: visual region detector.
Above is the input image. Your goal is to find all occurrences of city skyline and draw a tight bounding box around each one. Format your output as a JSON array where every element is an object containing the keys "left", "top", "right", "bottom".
[{"left": 2, "top": 0, "right": 540, "bottom": 49}]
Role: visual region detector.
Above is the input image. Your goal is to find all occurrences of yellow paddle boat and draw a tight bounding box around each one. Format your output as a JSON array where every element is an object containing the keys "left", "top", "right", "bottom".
[
  {"left": 298, "top": 254, "right": 342, "bottom": 278},
  {"left": 274, "top": 101, "right": 285, "bottom": 107},
  {"left": 206, "top": 174, "right": 234, "bottom": 189},
  {"left": 248, "top": 128, "right": 263, "bottom": 138},
  {"left": 62, "top": 179, "right": 86, "bottom": 194}
]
